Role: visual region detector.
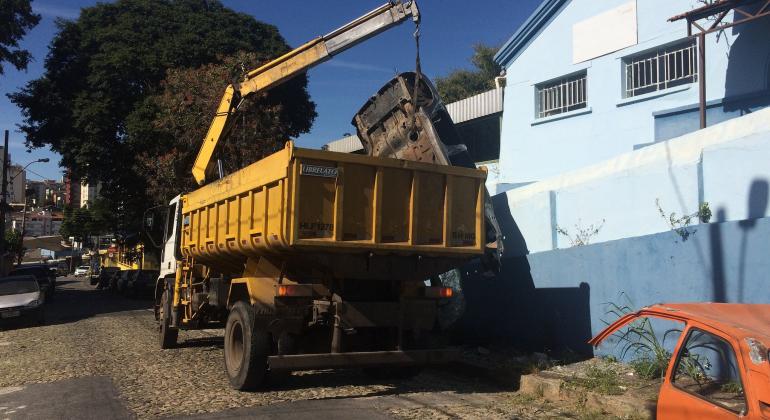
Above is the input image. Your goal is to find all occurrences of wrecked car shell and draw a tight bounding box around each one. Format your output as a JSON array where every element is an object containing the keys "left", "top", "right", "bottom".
[{"left": 590, "top": 303, "right": 770, "bottom": 419}]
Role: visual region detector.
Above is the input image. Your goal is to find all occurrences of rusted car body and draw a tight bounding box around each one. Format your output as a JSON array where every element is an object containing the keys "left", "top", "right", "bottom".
[{"left": 591, "top": 303, "right": 770, "bottom": 419}]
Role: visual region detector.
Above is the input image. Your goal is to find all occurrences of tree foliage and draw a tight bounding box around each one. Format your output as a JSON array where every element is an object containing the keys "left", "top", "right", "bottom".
[
  {"left": 5, "top": 229, "right": 25, "bottom": 263},
  {"left": 59, "top": 198, "right": 113, "bottom": 245},
  {"left": 435, "top": 44, "right": 501, "bottom": 103},
  {"left": 0, "top": 0, "right": 41, "bottom": 76},
  {"left": 10, "top": 0, "right": 315, "bottom": 234},
  {"left": 130, "top": 51, "right": 316, "bottom": 203}
]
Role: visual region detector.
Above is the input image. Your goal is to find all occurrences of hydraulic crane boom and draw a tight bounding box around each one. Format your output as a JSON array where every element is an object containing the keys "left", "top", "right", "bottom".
[{"left": 192, "top": 0, "right": 420, "bottom": 185}]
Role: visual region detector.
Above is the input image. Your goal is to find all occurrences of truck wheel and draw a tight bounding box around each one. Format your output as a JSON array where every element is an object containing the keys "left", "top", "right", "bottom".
[
  {"left": 158, "top": 290, "right": 178, "bottom": 349},
  {"left": 224, "top": 301, "right": 269, "bottom": 391}
]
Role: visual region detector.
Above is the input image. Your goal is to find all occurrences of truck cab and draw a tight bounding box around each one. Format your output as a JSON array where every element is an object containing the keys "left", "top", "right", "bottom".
[{"left": 158, "top": 195, "right": 182, "bottom": 281}]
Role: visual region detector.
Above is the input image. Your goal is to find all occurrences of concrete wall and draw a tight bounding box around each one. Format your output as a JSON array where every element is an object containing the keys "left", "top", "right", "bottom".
[
  {"left": 454, "top": 194, "right": 770, "bottom": 357},
  {"left": 505, "top": 108, "right": 770, "bottom": 253},
  {"left": 497, "top": 0, "right": 770, "bottom": 188}
]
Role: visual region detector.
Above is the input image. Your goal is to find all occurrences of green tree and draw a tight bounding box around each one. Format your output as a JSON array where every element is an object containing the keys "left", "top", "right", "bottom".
[
  {"left": 10, "top": 0, "right": 315, "bottom": 234},
  {"left": 435, "top": 44, "right": 502, "bottom": 103},
  {"left": 0, "top": 0, "right": 41, "bottom": 76},
  {"left": 5, "top": 229, "right": 25, "bottom": 264},
  {"left": 130, "top": 51, "right": 315, "bottom": 203}
]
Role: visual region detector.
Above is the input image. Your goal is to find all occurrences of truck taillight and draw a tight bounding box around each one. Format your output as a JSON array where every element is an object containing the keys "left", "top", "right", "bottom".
[
  {"left": 276, "top": 285, "right": 312, "bottom": 297},
  {"left": 424, "top": 287, "right": 453, "bottom": 299}
]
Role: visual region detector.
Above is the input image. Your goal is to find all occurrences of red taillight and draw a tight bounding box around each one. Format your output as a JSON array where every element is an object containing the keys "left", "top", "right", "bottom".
[
  {"left": 275, "top": 284, "right": 312, "bottom": 297},
  {"left": 424, "top": 286, "right": 454, "bottom": 299}
]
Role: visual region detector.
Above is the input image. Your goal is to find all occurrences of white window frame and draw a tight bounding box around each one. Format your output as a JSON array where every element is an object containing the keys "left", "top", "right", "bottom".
[
  {"left": 535, "top": 71, "right": 588, "bottom": 119},
  {"left": 623, "top": 40, "right": 698, "bottom": 98}
]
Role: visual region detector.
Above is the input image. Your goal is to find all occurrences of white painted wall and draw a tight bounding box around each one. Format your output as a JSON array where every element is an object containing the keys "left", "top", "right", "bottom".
[{"left": 505, "top": 108, "right": 770, "bottom": 253}]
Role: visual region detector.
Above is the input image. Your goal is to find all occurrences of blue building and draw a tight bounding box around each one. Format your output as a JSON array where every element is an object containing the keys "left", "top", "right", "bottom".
[
  {"left": 448, "top": 0, "right": 770, "bottom": 355},
  {"left": 493, "top": 0, "right": 770, "bottom": 191}
]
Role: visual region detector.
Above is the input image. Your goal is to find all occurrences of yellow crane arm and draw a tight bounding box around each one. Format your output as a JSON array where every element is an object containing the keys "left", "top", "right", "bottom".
[{"left": 192, "top": 1, "right": 420, "bottom": 185}]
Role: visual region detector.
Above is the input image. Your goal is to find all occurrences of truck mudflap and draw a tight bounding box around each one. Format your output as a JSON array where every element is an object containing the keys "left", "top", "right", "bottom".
[{"left": 268, "top": 348, "right": 458, "bottom": 371}]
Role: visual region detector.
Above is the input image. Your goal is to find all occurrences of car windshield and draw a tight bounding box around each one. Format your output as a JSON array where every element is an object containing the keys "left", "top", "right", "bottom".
[
  {"left": 0, "top": 277, "right": 39, "bottom": 296},
  {"left": 78, "top": 266, "right": 89, "bottom": 270}
]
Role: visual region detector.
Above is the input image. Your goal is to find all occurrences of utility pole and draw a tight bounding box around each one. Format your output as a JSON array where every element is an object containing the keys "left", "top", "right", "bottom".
[{"left": 0, "top": 131, "right": 8, "bottom": 275}]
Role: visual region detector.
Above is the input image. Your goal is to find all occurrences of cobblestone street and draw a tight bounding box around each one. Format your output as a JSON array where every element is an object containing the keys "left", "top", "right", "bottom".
[{"left": 0, "top": 277, "right": 588, "bottom": 419}]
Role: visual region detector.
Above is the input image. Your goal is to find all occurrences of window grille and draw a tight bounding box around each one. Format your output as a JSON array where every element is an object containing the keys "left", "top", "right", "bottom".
[
  {"left": 536, "top": 72, "right": 587, "bottom": 119},
  {"left": 625, "top": 41, "right": 697, "bottom": 97}
]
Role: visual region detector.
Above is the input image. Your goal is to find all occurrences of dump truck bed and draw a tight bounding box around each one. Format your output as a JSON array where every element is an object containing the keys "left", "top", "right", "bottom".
[{"left": 180, "top": 142, "right": 486, "bottom": 271}]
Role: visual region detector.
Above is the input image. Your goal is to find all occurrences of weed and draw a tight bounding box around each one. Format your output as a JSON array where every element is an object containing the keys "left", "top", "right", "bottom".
[
  {"left": 556, "top": 219, "right": 605, "bottom": 247},
  {"left": 655, "top": 198, "right": 712, "bottom": 241},
  {"left": 603, "top": 294, "right": 682, "bottom": 380},
  {"left": 721, "top": 381, "right": 744, "bottom": 395}
]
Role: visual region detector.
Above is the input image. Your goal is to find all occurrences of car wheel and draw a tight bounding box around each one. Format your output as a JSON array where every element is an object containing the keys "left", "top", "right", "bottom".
[
  {"left": 224, "top": 301, "right": 269, "bottom": 391},
  {"left": 159, "top": 290, "right": 178, "bottom": 349}
]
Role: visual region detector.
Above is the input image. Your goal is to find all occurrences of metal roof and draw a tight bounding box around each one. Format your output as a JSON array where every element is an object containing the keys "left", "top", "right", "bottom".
[
  {"left": 323, "top": 134, "right": 364, "bottom": 154},
  {"left": 445, "top": 88, "right": 503, "bottom": 124}
]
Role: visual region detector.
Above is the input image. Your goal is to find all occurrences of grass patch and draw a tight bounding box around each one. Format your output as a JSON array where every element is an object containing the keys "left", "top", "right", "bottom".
[
  {"left": 630, "top": 356, "right": 669, "bottom": 380},
  {"left": 566, "top": 365, "right": 625, "bottom": 396}
]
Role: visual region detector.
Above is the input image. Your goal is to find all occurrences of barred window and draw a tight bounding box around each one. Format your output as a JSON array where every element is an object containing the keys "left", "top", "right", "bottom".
[
  {"left": 624, "top": 41, "right": 697, "bottom": 98},
  {"left": 536, "top": 72, "right": 587, "bottom": 119}
]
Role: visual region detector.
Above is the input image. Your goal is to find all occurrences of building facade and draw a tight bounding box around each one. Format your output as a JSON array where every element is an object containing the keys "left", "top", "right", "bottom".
[
  {"left": 11, "top": 209, "right": 63, "bottom": 237},
  {"left": 80, "top": 181, "right": 101, "bottom": 208},
  {"left": 494, "top": 0, "right": 770, "bottom": 192},
  {"left": 7, "top": 164, "right": 26, "bottom": 204},
  {"left": 64, "top": 170, "right": 80, "bottom": 207}
]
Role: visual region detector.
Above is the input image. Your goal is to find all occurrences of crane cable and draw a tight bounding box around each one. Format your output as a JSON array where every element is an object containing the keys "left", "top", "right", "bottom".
[{"left": 410, "top": 20, "right": 422, "bottom": 139}]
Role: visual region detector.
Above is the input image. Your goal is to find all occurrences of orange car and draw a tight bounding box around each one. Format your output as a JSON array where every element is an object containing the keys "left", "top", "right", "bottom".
[{"left": 590, "top": 303, "right": 770, "bottom": 419}]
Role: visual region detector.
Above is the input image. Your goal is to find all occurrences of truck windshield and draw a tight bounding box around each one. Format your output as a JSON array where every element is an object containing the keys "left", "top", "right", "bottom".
[{"left": 0, "top": 277, "right": 39, "bottom": 295}]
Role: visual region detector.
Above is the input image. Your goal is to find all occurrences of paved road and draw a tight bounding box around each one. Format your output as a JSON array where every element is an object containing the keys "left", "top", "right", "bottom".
[{"left": 0, "top": 277, "right": 559, "bottom": 419}]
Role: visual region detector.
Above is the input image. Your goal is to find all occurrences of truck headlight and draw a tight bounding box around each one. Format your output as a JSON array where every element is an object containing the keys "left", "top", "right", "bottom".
[{"left": 25, "top": 299, "right": 41, "bottom": 308}]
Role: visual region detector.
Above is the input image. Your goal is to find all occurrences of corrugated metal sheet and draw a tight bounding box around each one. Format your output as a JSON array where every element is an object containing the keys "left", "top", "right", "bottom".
[
  {"left": 445, "top": 88, "right": 503, "bottom": 124},
  {"left": 323, "top": 134, "right": 363, "bottom": 153}
]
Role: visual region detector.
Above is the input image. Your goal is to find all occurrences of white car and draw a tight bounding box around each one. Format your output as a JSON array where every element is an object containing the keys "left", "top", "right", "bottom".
[
  {"left": 0, "top": 275, "right": 44, "bottom": 326},
  {"left": 74, "top": 266, "right": 90, "bottom": 276}
]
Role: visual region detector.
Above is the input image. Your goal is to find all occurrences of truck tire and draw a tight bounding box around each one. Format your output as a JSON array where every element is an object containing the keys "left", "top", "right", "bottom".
[
  {"left": 224, "top": 301, "right": 269, "bottom": 391},
  {"left": 159, "top": 290, "right": 178, "bottom": 349}
]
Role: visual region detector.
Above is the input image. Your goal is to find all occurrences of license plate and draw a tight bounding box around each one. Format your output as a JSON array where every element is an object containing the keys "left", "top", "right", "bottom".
[{"left": 1, "top": 310, "right": 20, "bottom": 319}]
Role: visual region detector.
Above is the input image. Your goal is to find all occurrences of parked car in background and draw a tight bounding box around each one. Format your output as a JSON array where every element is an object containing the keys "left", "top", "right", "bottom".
[
  {"left": 0, "top": 275, "right": 45, "bottom": 327},
  {"left": 97, "top": 267, "right": 120, "bottom": 289},
  {"left": 127, "top": 270, "right": 159, "bottom": 298},
  {"left": 115, "top": 270, "right": 135, "bottom": 295},
  {"left": 56, "top": 261, "right": 69, "bottom": 277},
  {"left": 9, "top": 265, "right": 56, "bottom": 302},
  {"left": 74, "top": 266, "right": 89, "bottom": 276},
  {"left": 89, "top": 267, "right": 101, "bottom": 285}
]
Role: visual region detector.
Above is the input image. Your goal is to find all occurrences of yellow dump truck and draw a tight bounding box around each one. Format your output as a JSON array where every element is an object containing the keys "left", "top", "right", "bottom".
[{"left": 154, "top": 0, "right": 489, "bottom": 390}]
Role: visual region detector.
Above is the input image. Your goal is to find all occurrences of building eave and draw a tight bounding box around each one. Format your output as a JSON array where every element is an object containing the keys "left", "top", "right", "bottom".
[{"left": 494, "top": 0, "right": 570, "bottom": 68}]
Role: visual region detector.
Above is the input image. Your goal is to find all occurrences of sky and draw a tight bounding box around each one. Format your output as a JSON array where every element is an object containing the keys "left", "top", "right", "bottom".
[{"left": 0, "top": 0, "right": 543, "bottom": 181}]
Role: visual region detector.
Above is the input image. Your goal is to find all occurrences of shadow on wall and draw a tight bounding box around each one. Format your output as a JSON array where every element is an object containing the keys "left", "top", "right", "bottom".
[
  {"left": 722, "top": 9, "right": 770, "bottom": 113},
  {"left": 710, "top": 178, "right": 769, "bottom": 302},
  {"left": 453, "top": 194, "right": 593, "bottom": 356}
]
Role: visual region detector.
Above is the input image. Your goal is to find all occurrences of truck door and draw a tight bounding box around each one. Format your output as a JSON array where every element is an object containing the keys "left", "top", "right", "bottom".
[
  {"left": 658, "top": 325, "right": 749, "bottom": 419},
  {"left": 160, "top": 196, "right": 182, "bottom": 277}
]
